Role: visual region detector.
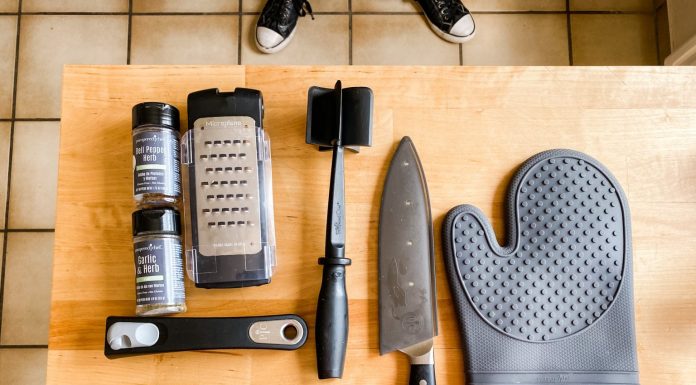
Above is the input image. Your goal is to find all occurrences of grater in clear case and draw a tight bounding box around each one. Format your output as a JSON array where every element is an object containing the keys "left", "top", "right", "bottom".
[{"left": 181, "top": 88, "right": 276, "bottom": 288}]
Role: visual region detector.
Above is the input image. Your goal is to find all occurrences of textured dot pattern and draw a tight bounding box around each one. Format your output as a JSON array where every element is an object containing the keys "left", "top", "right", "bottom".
[{"left": 451, "top": 155, "right": 625, "bottom": 342}]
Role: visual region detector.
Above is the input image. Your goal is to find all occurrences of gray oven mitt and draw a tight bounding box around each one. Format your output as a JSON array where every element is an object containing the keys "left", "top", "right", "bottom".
[{"left": 442, "top": 149, "right": 639, "bottom": 385}]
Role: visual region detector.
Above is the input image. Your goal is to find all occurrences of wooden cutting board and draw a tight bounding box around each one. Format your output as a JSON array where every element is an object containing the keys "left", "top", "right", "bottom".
[{"left": 49, "top": 65, "right": 696, "bottom": 384}]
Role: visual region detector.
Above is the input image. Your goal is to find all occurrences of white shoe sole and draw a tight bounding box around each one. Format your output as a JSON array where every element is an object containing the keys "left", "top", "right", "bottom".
[
  {"left": 255, "top": 22, "right": 298, "bottom": 54},
  {"left": 419, "top": 7, "right": 476, "bottom": 43}
]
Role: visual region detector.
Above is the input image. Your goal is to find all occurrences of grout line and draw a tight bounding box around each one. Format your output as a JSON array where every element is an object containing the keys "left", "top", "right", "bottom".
[
  {"left": 566, "top": 0, "right": 573, "bottom": 66},
  {"left": 5, "top": 229, "right": 56, "bottom": 233},
  {"left": 561, "top": 10, "right": 652, "bottom": 15},
  {"left": 20, "top": 11, "right": 130, "bottom": 15},
  {"left": 0, "top": 344, "right": 49, "bottom": 349},
  {"left": 237, "top": 0, "right": 242, "bottom": 65},
  {"left": 350, "top": 10, "right": 655, "bottom": 15},
  {"left": 652, "top": 5, "right": 661, "bottom": 65},
  {"left": 656, "top": 2, "right": 670, "bottom": 64},
  {"left": 0, "top": 0, "right": 23, "bottom": 342},
  {"left": 1, "top": 10, "right": 657, "bottom": 16},
  {"left": 348, "top": 0, "right": 352, "bottom": 65},
  {"left": 127, "top": 0, "right": 132, "bottom": 64},
  {"left": 13, "top": 118, "right": 61, "bottom": 122},
  {"left": 140, "top": 11, "right": 246, "bottom": 15}
]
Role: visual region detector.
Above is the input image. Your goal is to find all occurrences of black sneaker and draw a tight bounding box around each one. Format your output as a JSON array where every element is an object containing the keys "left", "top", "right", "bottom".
[
  {"left": 415, "top": 0, "right": 475, "bottom": 43},
  {"left": 256, "top": 0, "right": 314, "bottom": 54}
]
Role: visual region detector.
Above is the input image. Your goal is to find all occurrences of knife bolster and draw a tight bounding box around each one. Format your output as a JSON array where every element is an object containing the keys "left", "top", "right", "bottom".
[{"left": 408, "top": 348, "right": 434, "bottom": 365}]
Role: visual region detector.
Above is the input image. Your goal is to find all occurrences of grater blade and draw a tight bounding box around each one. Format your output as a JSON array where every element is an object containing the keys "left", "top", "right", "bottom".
[{"left": 191, "top": 116, "right": 262, "bottom": 257}]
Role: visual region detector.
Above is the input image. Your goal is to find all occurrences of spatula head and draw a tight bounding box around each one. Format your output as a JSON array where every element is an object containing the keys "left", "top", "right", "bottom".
[{"left": 306, "top": 80, "right": 373, "bottom": 152}]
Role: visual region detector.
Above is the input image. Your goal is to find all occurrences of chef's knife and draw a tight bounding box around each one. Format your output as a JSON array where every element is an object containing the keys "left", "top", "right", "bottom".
[{"left": 379, "top": 136, "right": 438, "bottom": 385}]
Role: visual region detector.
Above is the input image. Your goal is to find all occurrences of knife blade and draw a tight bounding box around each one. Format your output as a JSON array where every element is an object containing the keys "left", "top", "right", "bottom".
[{"left": 379, "top": 136, "right": 438, "bottom": 385}]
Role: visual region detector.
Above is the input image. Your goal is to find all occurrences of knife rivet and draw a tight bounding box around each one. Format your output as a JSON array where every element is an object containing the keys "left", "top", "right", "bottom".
[
  {"left": 405, "top": 200, "right": 411, "bottom": 206},
  {"left": 419, "top": 380, "right": 427, "bottom": 385},
  {"left": 403, "top": 161, "right": 410, "bottom": 166},
  {"left": 406, "top": 240, "right": 413, "bottom": 246}
]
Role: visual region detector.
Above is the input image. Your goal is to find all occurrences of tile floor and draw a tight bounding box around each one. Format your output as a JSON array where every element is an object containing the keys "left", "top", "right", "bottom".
[{"left": 0, "top": 0, "right": 666, "bottom": 383}]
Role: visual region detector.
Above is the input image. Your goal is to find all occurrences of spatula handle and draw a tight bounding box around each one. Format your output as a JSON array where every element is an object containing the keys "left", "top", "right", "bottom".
[
  {"left": 315, "top": 143, "right": 351, "bottom": 379},
  {"left": 315, "top": 261, "right": 350, "bottom": 379}
]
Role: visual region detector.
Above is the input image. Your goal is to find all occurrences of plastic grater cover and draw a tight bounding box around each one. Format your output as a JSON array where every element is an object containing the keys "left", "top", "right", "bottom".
[{"left": 182, "top": 103, "right": 276, "bottom": 288}]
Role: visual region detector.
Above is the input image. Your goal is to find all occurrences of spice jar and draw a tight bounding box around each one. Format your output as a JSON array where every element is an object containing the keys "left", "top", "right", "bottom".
[
  {"left": 132, "top": 208, "right": 186, "bottom": 316},
  {"left": 132, "top": 102, "right": 181, "bottom": 207}
]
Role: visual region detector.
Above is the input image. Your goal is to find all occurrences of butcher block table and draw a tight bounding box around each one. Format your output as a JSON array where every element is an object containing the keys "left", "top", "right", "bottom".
[{"left": 50, "top": 66, "right": 696, "bottom": 384}]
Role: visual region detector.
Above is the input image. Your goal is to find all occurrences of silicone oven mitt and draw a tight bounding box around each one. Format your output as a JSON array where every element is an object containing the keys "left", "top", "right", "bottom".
[{"left": 442, "top": 149, "right": 639, "bottom": 385}]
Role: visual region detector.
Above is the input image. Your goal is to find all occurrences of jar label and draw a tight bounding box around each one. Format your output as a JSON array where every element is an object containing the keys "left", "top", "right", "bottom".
[
  {"left": 134, "top": 238, "right": 185, "bottom": 306},
  {"left": 133, "top": 130, "right": 181, "bottom": 197}
]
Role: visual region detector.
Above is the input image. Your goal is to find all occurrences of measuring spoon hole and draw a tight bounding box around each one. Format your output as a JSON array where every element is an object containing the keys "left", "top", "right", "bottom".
[{"left": 282, "top": 324, "right": 298, "bottom": 341}]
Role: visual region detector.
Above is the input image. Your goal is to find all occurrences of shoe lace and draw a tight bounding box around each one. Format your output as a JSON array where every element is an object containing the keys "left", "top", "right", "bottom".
[
  {"left": 432, "top": 0, "right": 461, "bottom": 22},
  {"left": 294, "top": 0, "right": 315, "bottom": 20},
  {"left": 264, "top": 0, "right": 314, "bottom": 23}
]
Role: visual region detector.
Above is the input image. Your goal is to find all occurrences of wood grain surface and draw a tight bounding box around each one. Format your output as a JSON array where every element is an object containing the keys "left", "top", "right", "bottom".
[{"left": 50, "top": 65, "right": 696, "bottom": 384}]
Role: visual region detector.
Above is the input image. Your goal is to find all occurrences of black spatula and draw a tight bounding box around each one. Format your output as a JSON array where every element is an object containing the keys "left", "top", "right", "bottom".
[{"left": 306, "top": 80, "right": 373, "bottom": 379}]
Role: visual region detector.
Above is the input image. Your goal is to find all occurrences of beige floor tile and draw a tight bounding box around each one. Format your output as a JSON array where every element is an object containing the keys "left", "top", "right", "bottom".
[
  {"left": 656, "top": 3, "right": 670, "bottom": 64},
  {"left": 0, "top": 0, "right": 17, "bottom": 12},
  {"left": 131, "top": 15, "right": 238, "bottom": 64},
  {"left": 467, "top": 0, "right": 565, "bottom": 11},
  {"left": 461, "top": 13, "right": 569, "bottom": 65},
  {"left": 353, "top": 14, "right": 460, "bottom": 65},
  {"left": 0, "top": 123, "right": 9, "bottom": 229},
  {"left": 0, "top": 349, "right": 47, "bottom": 385},
  {"left": 133, "top": 0, "right": 238, "bottom": 13},
  {"left": 352, "top": 0, "right": 417, "bottom": 12},
  {"left": 571, "top": 14, "right": 657, "bottom": 65},
  {"left": 8, "top": 122, "right": 59, "bottom": 229},
  {"left": 15, "top": 15, "right": 127, "bottom": 119},
  {"left": 0, "top": 16, "right": 16, "bottom": 119},
  {"left": 243, "top": 0, "right": 347, "bottom": 12},
  {"left": 22, "top": 0, "right": 127, "bottom": 12},
  {"left": 0, "top": 233, "right": 54, "bottom": 345},
  {"left": 570, "top": 0, "right": 653, "bottom": 12},
  {"left": 241, "top": 15, "right": 348, "bottom": 64}
]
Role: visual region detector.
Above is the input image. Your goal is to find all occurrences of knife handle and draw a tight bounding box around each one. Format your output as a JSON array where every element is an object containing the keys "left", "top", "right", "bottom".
[
  {"left": 315, "top": 259, "right": 350, "bottom": 379},
  {"left": 409, "top": 364, "right": 436, "bottom": 385},
  {"left": 104, "top": 314, "right": 307, "bottom": 358}
]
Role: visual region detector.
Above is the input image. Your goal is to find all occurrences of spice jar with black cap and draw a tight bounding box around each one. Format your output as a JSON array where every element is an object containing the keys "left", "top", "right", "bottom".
[
  {"left": 132, "top": 207, "right": 186, "bottom": 316},
  {"left": 132, "top": 102, "right": 182, "bottom": 207}
]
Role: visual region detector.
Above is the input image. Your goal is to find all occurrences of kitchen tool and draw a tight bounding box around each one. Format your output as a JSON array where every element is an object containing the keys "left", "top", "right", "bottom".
[
  {"left": 306, "top": 80, "right": 373, "bottom": 379},
  {"left": 182, "top": 88, "right": 276, "bottom": 288},
  {"left": 105, "top": 314, "right": 307, "bottom": 358},
  {"left": 379, "top": 137, "right": 438, "bottom": 385},
  {"left": 442, "top": 149, "right": 639, "bottom": 385}
]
